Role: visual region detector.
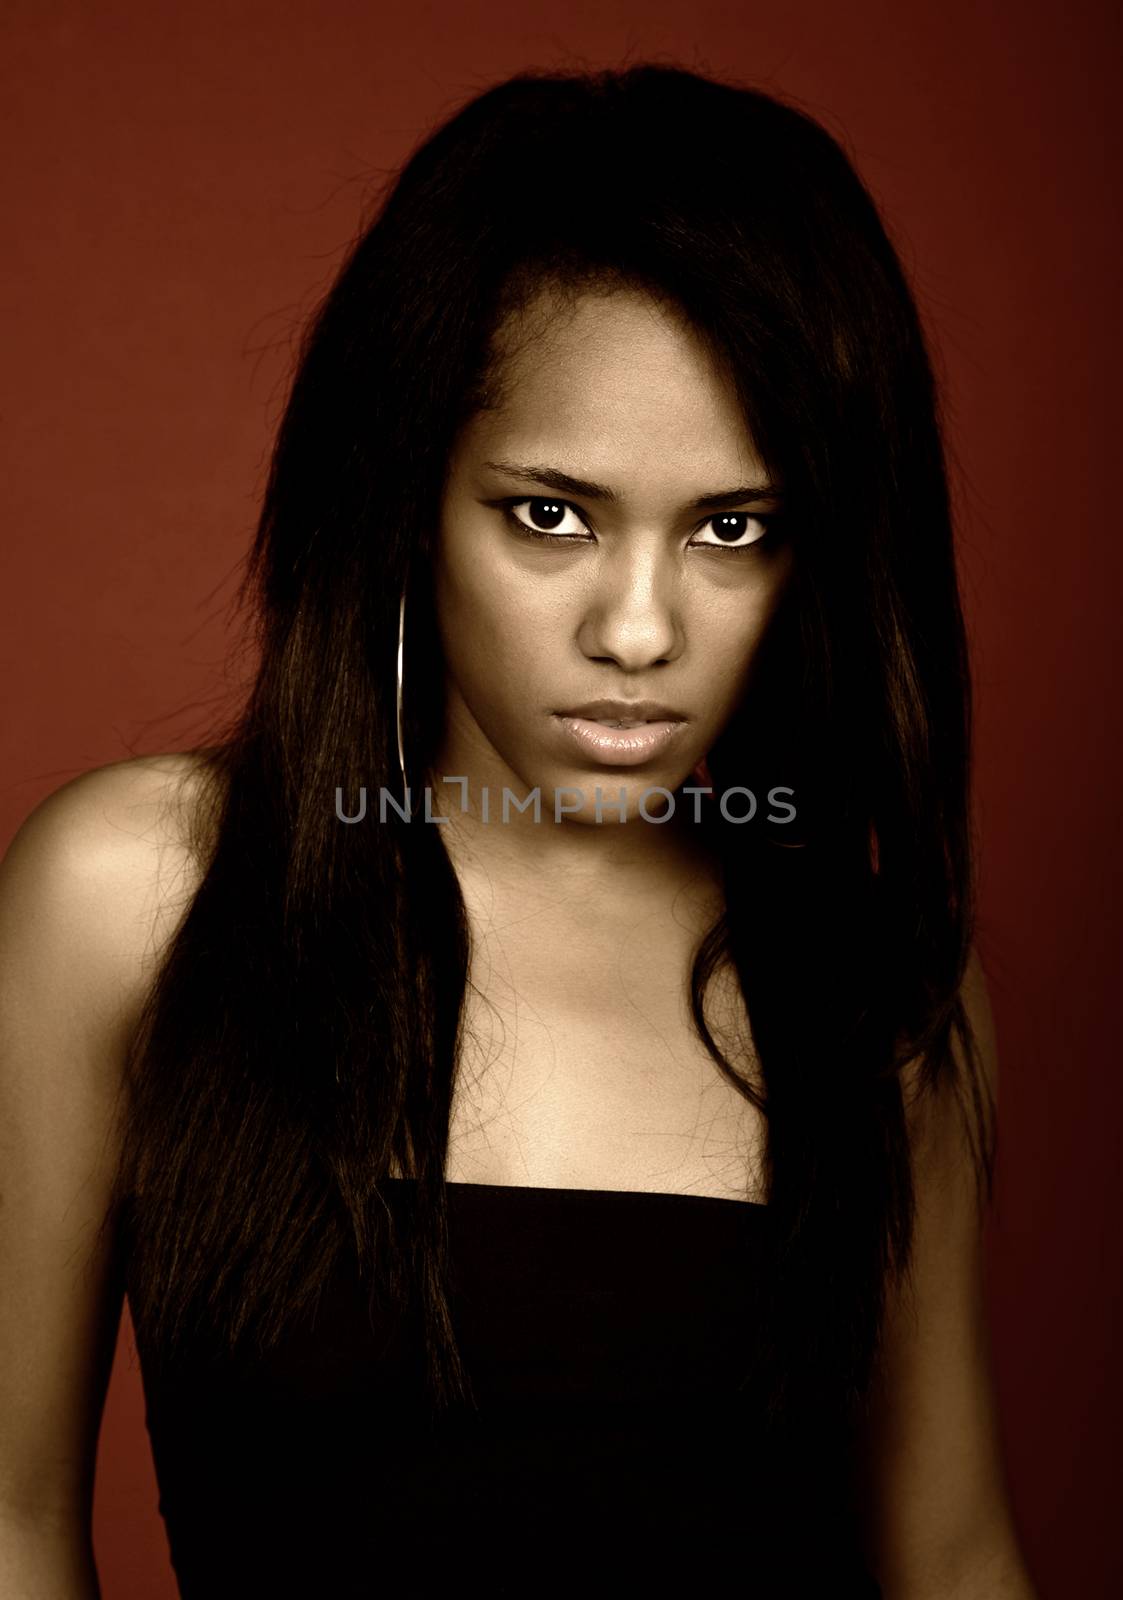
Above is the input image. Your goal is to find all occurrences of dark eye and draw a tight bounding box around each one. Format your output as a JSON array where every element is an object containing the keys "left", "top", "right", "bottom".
[
  {"left": 687, "top": 512, "right": 778, "bottom": 553},
  {"left": 507, "top": 499, "right": 589, "bottom": 538}
]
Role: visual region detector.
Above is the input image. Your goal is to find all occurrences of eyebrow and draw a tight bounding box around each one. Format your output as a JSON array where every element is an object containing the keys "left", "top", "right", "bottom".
[{"left": 482, "top": 459, "right": 785, "bottom": 512}]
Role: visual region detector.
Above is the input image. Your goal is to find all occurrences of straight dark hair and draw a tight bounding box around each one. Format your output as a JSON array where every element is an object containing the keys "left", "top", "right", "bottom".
[{"left": 105, "top": 65, "right": 995, "bottom": 1459}]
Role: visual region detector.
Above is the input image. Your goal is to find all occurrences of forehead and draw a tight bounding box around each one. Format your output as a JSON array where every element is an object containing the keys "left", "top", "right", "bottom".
[{"left": 454, "top": 285, "right": 763, "bottom": 487}]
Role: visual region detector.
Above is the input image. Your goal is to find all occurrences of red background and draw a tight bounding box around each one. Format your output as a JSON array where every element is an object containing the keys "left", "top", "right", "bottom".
[{"left": 2, "top": 2, "right": 1120, "bottom": 1595}]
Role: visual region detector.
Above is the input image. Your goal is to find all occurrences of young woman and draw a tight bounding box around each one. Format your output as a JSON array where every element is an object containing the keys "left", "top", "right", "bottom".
[{"left": 0, "top": 65, "right": 1037, "bottom": 1599}]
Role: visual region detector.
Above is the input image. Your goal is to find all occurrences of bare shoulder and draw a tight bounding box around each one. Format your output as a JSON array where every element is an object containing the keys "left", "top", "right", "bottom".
[
  {"left": 4, "top": 749, "right": 213, "bottom": 875},
  {"left": 960, "top": 945, "right": 998, "bottom": 1101},
  {"left": 0, "top": 751, "right": 216, "bottom": 1040},
  {"left": 898, "top": 944, "right": 999, "bottom": 1187}
]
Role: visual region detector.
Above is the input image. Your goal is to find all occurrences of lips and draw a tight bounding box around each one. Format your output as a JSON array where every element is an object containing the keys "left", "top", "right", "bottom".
[
  {"left": 555, "top": 698, "right": 686, "bottom": 726},
  {"left": 553, "top": 711, "right": 686, "bottom": 766}
]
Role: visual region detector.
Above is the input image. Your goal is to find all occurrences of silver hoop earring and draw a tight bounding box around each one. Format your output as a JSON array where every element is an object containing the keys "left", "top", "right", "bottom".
[{"left": 396, "top": 585, "right": 407, "bottom": 794}]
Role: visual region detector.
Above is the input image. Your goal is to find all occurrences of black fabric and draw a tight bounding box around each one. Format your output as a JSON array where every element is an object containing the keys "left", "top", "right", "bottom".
[{"left": 127, "top": 1180, "right": 883, "bottom": 1597}]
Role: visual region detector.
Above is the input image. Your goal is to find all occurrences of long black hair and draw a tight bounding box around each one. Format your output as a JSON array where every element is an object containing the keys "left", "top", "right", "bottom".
[{"left": 105, "top": 64, "right": 995, "bottom": 1456}]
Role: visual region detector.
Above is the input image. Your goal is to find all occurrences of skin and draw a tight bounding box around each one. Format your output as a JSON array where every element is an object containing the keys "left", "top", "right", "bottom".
[
  {"left": 429, "top": 283, "right": 791, "bottom": 907},
  {"left": 424, "top": 286, "right": 786, "bottom": 1202},
  {"left": 0, "top": 757, "right": 202, "bottom": 1599}
]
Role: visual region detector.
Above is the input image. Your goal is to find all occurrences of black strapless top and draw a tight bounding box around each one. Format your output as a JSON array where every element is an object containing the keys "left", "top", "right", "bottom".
[{"left": 127, "top": 1180, "right": 883, "bottom": 1597}]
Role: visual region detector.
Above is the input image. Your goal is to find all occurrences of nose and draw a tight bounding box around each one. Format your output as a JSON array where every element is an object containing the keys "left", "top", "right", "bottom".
[{"left": 575, "top": 543, "right": 683, "bottom": 670}]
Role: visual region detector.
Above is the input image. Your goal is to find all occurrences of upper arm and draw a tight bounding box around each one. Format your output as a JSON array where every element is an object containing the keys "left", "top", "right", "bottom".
[
  {"left": 0, "top": 758, "right": 199, "bottom": 1533},
  {"left": 854, "top": 949, "right": 1037, "bottom": 1599}
]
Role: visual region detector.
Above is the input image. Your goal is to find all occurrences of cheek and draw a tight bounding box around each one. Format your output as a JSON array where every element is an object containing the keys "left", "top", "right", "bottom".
[
  {"left": 689, "top": 582, "right": 787, "bottom": 729},
  {"left": 435, "top": 530, "right": 493, "bottom": 641},
  {"left": 434, "top": 537, "right": 547, "bottom": 693},
  {"left": 702, "top": 589, "right": 777, "bottom": 679}
]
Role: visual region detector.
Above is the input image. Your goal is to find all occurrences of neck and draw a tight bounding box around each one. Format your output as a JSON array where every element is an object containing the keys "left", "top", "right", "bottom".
[{"left": 419, "top": 764, "right": 723, "bottom": 915}]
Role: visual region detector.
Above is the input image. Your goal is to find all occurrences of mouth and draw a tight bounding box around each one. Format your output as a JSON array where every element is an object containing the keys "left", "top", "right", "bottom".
[
  {"left": 554, "top": 699, "right": 687, "bottom": 725},
  {"left": 551, "top": 710, "right": 687, "bottom": 767},
  {"left": 575, "top": 718, "right": 656, "bottom": 729}
]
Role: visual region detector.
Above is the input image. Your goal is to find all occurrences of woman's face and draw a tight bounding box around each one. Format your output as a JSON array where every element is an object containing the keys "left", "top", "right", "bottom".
[{"left": 433, "top": 284, "right": 792, "bottom": 824}]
